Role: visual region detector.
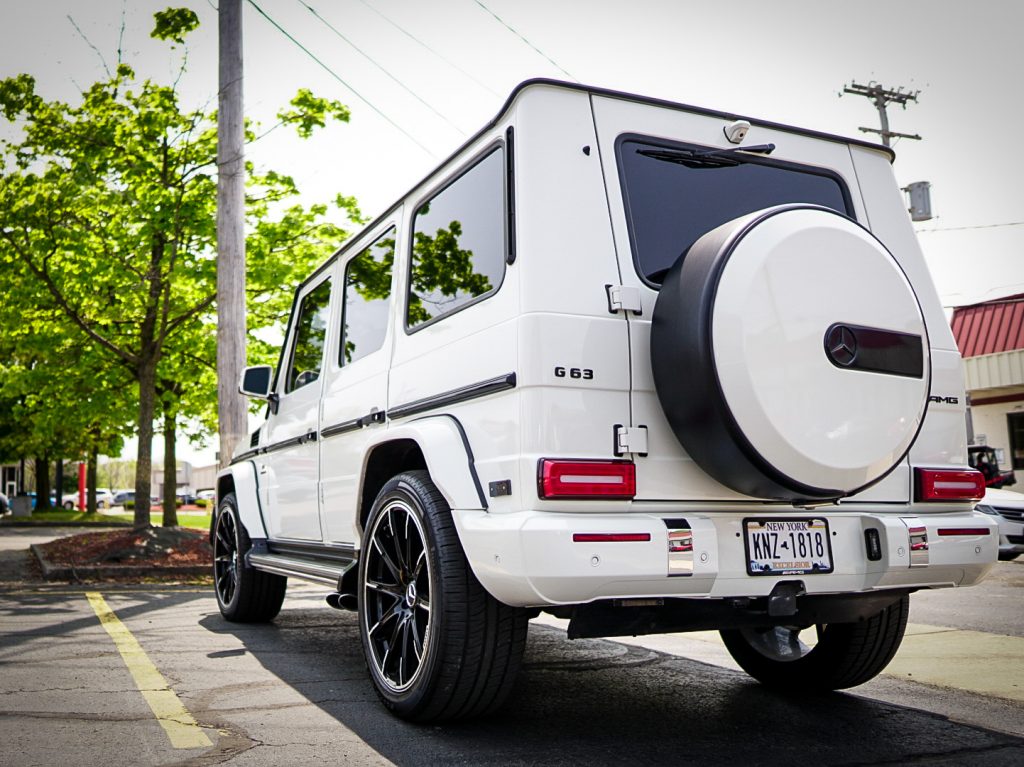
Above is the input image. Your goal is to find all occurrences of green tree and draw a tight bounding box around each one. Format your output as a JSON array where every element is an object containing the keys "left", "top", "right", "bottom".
[{"left": 0, "top": 10, "right": 357, "bottom": 528}]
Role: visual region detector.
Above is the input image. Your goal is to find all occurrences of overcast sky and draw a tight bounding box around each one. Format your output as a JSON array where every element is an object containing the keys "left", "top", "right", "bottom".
[{"left": 2, "top": 0, "right": 1021, "bottom": 466}]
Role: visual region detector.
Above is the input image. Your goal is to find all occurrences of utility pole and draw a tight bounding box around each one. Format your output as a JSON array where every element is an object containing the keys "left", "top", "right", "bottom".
[
  {"left": 217, "top": 0, "right": 248, "bottom": 469},
  {"left": 842, "top": 81, "right": 922, "bottom": 146}
]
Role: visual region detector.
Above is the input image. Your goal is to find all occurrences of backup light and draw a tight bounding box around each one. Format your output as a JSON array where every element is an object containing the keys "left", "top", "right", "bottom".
[
  {"left": 914, "top": 469, "right": 986, "bottom": 502},
  {"left": 539, "top": 459, "right": 636, "bottom": 499}
]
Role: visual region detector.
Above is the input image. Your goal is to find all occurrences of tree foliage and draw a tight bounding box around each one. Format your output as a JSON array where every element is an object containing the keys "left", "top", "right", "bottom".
[{"left": 0, "top": 10, "right": 357, "bottom": 528}]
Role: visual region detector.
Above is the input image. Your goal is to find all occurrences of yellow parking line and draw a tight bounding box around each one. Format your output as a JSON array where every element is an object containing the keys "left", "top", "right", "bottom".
[{"left": 86, "top": 592, "right": 212, "bottom": 750}]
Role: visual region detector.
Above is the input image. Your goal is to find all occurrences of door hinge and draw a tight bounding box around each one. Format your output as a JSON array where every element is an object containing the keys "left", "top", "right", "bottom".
[
  {"left": 614, "top": 424, "right": 649, "bottom": 457},
  {"left": 606, "top": 284, "right": 643, "bottom": 315}
]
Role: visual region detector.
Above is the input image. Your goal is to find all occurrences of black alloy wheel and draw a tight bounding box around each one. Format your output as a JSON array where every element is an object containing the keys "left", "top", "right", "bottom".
[
  {"left": 358, "top": 471, "right": 528, "bottom": 722},
  {"left": 362, "top": 497, "right": 432, "bottom": 693},
  {"left": 213, "top": 493, "right": 286, "bottom": 622},
  {"left": 213, "top": 505, "right": 240, "bottom": 608}
]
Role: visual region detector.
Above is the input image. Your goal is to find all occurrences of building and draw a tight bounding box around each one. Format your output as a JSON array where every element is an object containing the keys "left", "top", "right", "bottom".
[{"left": 951, "top": 294, "right": 1024, "bottom": 469}]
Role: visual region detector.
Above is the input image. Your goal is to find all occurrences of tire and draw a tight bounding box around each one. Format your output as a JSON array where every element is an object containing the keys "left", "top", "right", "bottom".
[
  {"left": 359, "top": 470, "right": 528, "bottom": 722},
  {"left": 720, "top": 594, "right": 909, "bottom": 690},
  {"left": 998, "top": 552, "right": 1021, "bottom": 562},
  {"left": 651, "top": 204, "right": 929, "bottom": 501},
  {"left": 63, "top": 501, "right": 74, "bottom": 510},
  {"left": 213, "top": 493, "right": 287, "bottom": 622}
]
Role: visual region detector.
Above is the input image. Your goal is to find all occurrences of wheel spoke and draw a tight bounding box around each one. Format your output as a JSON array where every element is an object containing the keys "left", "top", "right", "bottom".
[
  {"left": 388, "top": 507, "right": 408, "bottom": 575},
  {"left": 413, "top": 549, "right": 426, "bottom": 580},
  {"left": 399, "top": 617, "right": 412, "bottom": 685},
  {"left": 368, "top": 601, "right": 401, "bottom": 637},
  {"left": 364, "top": 578, "right": 403, "bottom": 600},
  {"left": 416, "top": 597, "right": 430, "bottom": 614},
  {"left": 410, "top": 613, "right": 423, "bottom": 661},
  {"left": 372, "top": 535, "right": 402, "bottom": 583}
]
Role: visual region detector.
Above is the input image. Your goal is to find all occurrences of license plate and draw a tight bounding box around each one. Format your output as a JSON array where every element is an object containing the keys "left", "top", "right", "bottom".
[{"left": 744, "top": 518, "right": 834, "bottom": 576}]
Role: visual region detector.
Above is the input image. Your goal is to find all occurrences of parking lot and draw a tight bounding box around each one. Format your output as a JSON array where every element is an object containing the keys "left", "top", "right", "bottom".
[{"left": 2, "top": 529, "right": 1023, "bottom": 766}]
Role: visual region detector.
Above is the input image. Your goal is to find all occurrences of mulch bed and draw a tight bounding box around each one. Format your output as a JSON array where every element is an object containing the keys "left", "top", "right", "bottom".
[{"left": 32, "top": 526, "right": 213, "bottom": 582}]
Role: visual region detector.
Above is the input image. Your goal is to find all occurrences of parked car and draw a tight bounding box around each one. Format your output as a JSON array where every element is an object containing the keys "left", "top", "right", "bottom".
[
  {"left": 58, "top": 489, "right": 115, "bottom": 509},
  {"left": 976, "top": 487, "right": 1024, "bottom": 561},
  {"left": 112, "top": 490, "right": 158, "bottom": 506},
  {"left": 211, "top": 80, "right": 998, "bottom": 722}
]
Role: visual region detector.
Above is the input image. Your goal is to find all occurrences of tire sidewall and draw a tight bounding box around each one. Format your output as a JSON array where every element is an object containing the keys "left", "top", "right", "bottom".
[{"left": 358, "top": 476, "right": 445, "bottom": 713}]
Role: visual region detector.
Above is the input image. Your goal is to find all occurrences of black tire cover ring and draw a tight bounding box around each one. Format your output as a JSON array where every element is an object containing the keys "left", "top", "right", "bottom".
[{"left": 650, "top": 204, "right": 930, "bottom": 501}]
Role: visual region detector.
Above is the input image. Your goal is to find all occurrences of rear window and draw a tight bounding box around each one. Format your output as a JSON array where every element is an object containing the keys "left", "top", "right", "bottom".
[{"left": 616, "top": 135, "right": 852, "bottom": 285}]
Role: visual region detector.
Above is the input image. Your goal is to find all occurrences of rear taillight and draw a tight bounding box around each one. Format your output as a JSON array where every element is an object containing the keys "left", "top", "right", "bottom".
[
  {"left": 914, "top": 469, "right": 986, "bottom": 502},
  {"left": 538, "top": 459, "right": 636, "bottom": 499}
]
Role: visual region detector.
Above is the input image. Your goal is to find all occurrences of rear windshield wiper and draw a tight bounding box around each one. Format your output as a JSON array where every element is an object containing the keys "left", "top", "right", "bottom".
[{"left": 637, "top": 143, "right": 776, "bottom": 168}]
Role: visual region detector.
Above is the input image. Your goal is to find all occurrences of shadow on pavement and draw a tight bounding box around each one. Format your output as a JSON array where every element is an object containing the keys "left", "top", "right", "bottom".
[{"left": 199, "top": 604, "right": 1024, "bottom": 766}]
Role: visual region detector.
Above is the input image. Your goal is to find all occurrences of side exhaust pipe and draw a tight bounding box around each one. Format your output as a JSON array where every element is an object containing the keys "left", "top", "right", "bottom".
[{"left": 326, "top": 592, "right": 358, "bottom": 611}]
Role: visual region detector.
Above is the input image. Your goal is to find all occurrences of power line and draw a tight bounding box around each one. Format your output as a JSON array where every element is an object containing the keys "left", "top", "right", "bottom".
[
  {"left": 296, "top": 0, "right": 466, "bottom": 136},
  {"left": 917, "top": 221, "right": 1024, "bottom": 233},
  {"left": 246, "top": 0, "right": 436, "bottom": 157},
  {"left": 353, "top": 0, "right": 501, "bottom": 98},
  {"left": 471, "top": 0, "right": 576, "bottom": 82}
]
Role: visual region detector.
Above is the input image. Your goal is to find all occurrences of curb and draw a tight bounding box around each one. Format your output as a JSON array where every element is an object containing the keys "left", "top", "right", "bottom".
[
  {"left": 2, "top": 521, "right": 133, "bottom": 528},
  {"left": 30, "top": 544, "right": 210, "bottom": 581}
]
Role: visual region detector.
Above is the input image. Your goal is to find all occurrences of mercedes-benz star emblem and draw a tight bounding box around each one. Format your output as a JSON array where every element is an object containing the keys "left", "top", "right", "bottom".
[{"left": 826, "top": 325, "right": 858, "bottom": 366}]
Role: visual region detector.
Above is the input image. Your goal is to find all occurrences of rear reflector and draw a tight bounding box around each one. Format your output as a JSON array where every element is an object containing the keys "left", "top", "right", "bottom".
[
  {"left": 572, "top": 533, "right": 651, "bottom": 543},
  {"left": 936, "top": 527, "right": 991, "bottom": 537},
  {"left": 539, "top": 459, "right": 636, "bottom": 499},
  {"left": 915, "top": 469, "right": 986, "bottom": 502}
]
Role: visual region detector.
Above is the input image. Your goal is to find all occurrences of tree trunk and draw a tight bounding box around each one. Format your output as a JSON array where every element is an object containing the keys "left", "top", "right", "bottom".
[
  {"left": 35, "top": 457, "right": 51, "bottom": 510},
  {"left": 133, "top": 354, "right": 157, "bottom": 529},
  {"left": 162, "top": 409, "right": 179, "bottom": 528},
  {"left": 55, "top": 458, "right": 64, "bottom": 502},
  {"left": 18, "top": 458, "right": 25, "bottom": 494},
  {"left": 87, "top": 450, "right": 98, "bottom": 514}
]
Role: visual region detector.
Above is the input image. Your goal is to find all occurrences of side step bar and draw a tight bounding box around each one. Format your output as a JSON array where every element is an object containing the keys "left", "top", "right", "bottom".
[{"left": 247, "top": 551, "right": 354, "bottom": 587}]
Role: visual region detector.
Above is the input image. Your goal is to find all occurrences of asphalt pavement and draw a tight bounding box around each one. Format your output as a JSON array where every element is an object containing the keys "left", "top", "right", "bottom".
[{"left": 2, "top": 528, "right": 1023, "bottom": 766}]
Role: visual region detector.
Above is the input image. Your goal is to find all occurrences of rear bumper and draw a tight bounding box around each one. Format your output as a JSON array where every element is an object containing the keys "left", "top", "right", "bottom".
[{"left": 452, "top": 507, "right": 998, "bottom": 607}]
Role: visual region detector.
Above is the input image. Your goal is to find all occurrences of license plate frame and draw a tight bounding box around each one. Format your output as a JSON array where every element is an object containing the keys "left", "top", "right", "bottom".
[{"left": 743, "top": 517, "right": 834, "bottom": 576}]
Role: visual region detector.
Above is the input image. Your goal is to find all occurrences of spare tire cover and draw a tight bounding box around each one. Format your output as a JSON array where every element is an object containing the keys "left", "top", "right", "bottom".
[{"left": 651, "top": 204, "right": 930, "bottom": 501}]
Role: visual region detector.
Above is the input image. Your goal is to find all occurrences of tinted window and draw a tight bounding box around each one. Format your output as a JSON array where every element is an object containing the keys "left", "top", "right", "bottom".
[
  {"left": 341, "top": 228, "right": 395, "bottom": 365},
  {"left": 617, "top": 137, "right": 851, "bottom": 284},
  {"left": 408, "top": 147, "right": 505, "bottom": 329},
  {"left": 286, "top": 278, "right": 332, "bottom": 393}
]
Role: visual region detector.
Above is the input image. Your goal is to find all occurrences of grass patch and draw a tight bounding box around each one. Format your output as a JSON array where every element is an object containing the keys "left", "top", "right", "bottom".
[{"left": 5, "top": 508, "right": 212, "bottom": 531}]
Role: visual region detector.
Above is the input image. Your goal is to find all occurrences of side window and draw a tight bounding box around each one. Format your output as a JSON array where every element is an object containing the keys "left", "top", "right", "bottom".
[
  {"left": 285, "top": 278, "right": 332, "bottom": 393},
  {"left": 407, "top": 147, "right": 505, "bottom": 330},
  {"left": 341, "top": 227, "right": 395, "bottom": 366}
]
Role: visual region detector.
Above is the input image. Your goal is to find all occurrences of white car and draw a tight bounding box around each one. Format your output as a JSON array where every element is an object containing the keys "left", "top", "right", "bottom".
[
  {"left": 976, "top": 487, "right": 1024, "bottom": 561},
  {"left": 60, "top": 489, "right": 114, "bottom": 509},
  {"left": 211, "top": 80, "right": 998, "bottom": 721}
]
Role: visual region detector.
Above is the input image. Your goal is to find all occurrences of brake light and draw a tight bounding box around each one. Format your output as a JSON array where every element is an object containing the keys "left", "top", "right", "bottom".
[
  {"left": 539, "top": 459, "right": 636, "bottom": 499},
  {"left": 914, "top": 469, "right": 986, "bottom": 502}
]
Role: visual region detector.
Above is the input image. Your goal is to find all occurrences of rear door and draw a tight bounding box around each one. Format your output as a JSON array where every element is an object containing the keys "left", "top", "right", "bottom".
[
  {"left": 261, "top": 273, "right": 334, "bottom": 540},
  {"left": 319, "top": 219, "right": 399, "bottom": 545},
  {"left": 591, "top": 95, "right": 911, "bottom": 502}
]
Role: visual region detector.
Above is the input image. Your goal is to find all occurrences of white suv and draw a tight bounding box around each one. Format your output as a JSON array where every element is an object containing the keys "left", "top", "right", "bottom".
[{"left": 213, "top": 80, "right": 998, "bottom": 721}]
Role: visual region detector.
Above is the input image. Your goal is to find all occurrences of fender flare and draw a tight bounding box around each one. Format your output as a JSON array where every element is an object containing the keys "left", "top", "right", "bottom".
[
  {"left": 217, "top": 461, "right": 269, "bottom": 540},
  {"left": 362, "top": 415, "right": 488, "bottom": 512}
]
